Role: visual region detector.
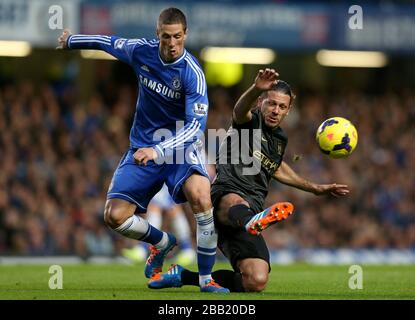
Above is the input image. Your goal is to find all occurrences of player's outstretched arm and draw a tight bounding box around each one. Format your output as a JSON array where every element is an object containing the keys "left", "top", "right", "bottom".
[
  {"left": 56, "top": 29, "right": 137, "bottom": 65},
  {"left": 233, "top": 68, "right": 279, "bottom": 125},
  {"left": 273, "top": 161, "right": 349, "bottom": 197}
]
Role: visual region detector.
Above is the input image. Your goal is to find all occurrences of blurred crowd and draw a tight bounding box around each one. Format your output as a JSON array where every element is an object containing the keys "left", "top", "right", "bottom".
[{"left": 0, "top": 79, "right": 414, "bottom": 256}]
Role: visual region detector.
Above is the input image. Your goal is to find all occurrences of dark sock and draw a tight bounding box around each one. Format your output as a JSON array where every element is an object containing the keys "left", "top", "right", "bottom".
[
  {"left": 212, "top": 270, "right": 245, "bottom": 292},
  {"left": 181, "top": 269, "right": 199, "bottom": 286},
  {"left": 228, "top": 204, "right": 255, "bottom": 229},
  {"left": 181, "top": 269, "right": 245, "bottom": 292}
]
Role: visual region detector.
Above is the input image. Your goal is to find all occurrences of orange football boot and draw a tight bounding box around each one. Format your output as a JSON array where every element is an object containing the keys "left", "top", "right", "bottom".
[{"left": 247, "top": 202, "right": 294, "bottom": 235}]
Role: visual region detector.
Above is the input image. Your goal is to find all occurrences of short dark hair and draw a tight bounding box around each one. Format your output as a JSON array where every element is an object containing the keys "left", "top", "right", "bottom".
[
  {"left": 261, "top": 80, "right": 296, "bottom": 105},
  {"left": 158, "top": 7, "right": 187, "bottom": 30}
]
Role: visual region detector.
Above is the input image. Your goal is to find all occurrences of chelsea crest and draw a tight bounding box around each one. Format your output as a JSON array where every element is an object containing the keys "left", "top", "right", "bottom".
[{"left": 172, "top": 76, "right": 182, "bottom": 90}]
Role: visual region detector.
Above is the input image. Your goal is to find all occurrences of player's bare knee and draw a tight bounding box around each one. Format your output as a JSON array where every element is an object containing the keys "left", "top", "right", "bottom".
[
  {"left": 251, "top": 272, "right": 268, "bottom": 292},
  {"left": 243, "top": 270, "right": 268, "bottom": 292},
  {"left": 239, "top": 258, "right": 269, "bottom": 292},
  {"left": 245, "top": 281, "right": 267, "bottom": 293},
  {"left": 104, "top": 201, "right": 129, "bottom": 228},
  {"left": 187, "top": 189, "right": 212, "bottom": 212}
]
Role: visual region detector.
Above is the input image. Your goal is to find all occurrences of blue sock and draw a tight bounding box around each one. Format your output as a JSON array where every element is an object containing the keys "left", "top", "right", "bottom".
[{"left": 139, "top": 224, "right": 164, "bottom": 245}]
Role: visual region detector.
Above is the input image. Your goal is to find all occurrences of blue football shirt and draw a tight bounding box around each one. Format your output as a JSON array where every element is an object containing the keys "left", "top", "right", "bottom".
[{"left": 68, "top": 34, "right": 208, "bottom": 159}]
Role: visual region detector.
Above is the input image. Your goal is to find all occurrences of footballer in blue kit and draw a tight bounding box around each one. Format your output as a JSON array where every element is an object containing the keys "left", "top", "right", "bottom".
[{"left": 57, "top": 7, "right": 229, "bottom": 293}]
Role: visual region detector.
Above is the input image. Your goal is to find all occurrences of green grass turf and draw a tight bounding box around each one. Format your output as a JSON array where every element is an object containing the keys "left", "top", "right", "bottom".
[{"left": 0, "top": 262, "right": 414, "bottom": 300}]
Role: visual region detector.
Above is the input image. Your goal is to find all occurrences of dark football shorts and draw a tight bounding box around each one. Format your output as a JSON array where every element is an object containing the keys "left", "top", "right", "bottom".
[{"left": 211, "top": 185, "right": 271, "bottom": 273}]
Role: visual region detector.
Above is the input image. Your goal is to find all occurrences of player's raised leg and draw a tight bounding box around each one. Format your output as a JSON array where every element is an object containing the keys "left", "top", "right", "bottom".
[
  {"left": 216, "top": 193, "right": 294, "bottom": 235},
  {"left": 104, "top": 198, "right": 176, "bottom": 277},
  {"left": 104, "top": 198, "right": 164, "bottom": 247},
  {"left": 227, "top": 201, "right": 294, "bottom": 235},
  {"left": 105, "top": 151, "right": 176, "bottom": 278},
  {"left": 182, "top": 174, "right": 229, "bottom": 293}
]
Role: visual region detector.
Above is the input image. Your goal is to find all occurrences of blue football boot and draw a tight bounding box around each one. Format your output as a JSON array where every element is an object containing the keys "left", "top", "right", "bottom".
[
  {"left": 148, "top": 264, "right": 184, "bottom": 289},
  {"left": 144, "top": 233, "right": 177, "bottom": 278},
  {"left": 200, "top": 279, "right": 230, "bottom": 293}
]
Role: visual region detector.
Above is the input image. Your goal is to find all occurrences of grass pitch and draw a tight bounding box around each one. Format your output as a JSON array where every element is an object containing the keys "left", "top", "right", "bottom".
[{"left": 0, "top": 262, "right": 414, "bottom": 300}]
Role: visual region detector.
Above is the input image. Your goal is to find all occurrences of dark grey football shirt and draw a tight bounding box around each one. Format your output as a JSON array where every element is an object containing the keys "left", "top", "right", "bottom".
[{"left": 212, "top": 109, "right": 288, "bottom": 212}]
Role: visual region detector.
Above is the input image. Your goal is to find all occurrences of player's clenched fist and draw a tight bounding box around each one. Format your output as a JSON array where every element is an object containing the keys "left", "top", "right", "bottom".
[
  {"left": 134, "top": 147, "right": 158, "bottom": 165},
  {"left": 56, "top": 29, "right": 72, "bottom": 49}
]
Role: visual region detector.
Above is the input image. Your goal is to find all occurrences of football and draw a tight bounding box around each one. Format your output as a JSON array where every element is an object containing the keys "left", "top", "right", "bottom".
[{"left": 316, "top": 117, "right": 358, "bottom": 158}]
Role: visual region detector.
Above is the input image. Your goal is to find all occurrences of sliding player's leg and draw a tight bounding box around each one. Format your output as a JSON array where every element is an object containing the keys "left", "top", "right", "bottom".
[
  {"left": 215, "top": 192, "right": 294, "bottom": 236},
  {"left": 227, "top": 201, "right": 294, "bottom": 235}
]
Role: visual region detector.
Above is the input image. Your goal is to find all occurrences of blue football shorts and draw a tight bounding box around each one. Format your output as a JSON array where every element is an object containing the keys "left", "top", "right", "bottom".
[{"left": 107, "top": 146, "right": 209, "bottom": 213}]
